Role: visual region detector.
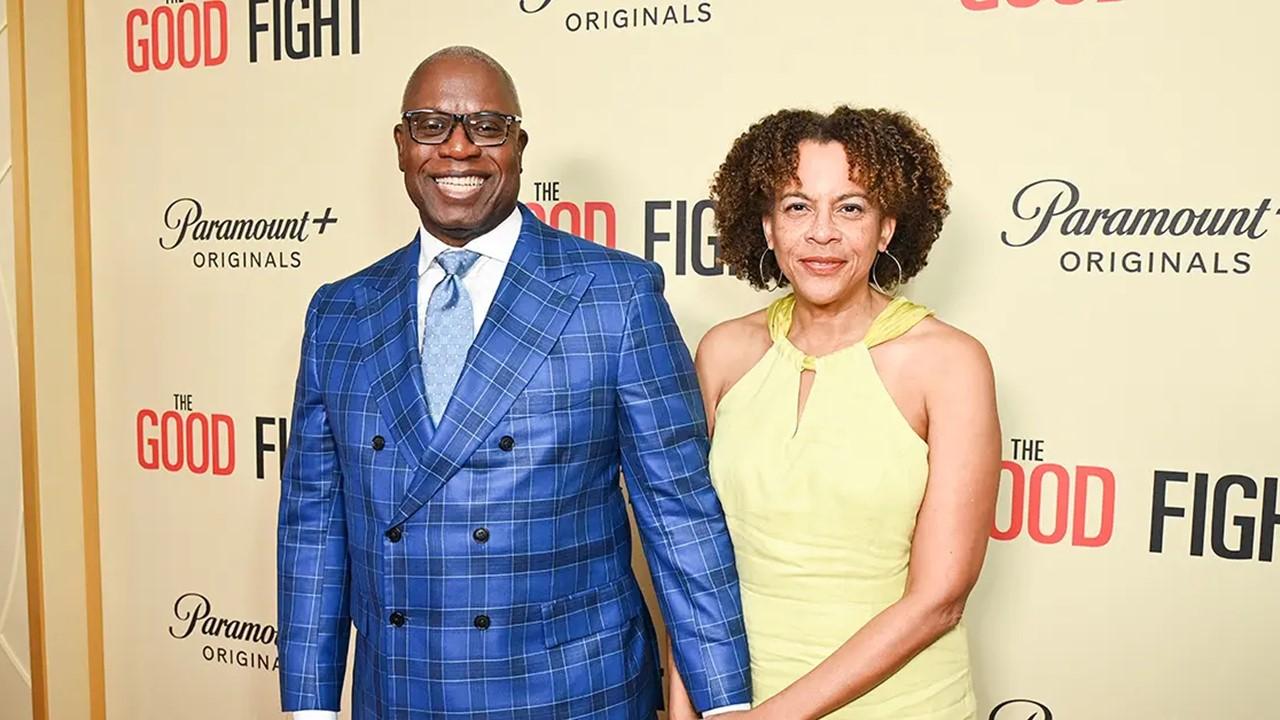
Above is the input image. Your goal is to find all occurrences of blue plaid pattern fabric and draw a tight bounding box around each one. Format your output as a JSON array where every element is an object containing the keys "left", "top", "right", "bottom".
[
  {"left": 421, "top": 249, "right": 480, "bottom": 425},
  {"left": 277, "top": 204, "right": 751, "bottom": 718}
]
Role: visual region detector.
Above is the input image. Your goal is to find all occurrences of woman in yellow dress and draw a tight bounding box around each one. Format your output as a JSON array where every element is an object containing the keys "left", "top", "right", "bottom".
[{"left": 667, "top": 107, "right": 1001, "bottom": 720}]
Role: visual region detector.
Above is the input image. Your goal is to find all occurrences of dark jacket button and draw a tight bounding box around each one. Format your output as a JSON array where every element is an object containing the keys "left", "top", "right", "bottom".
[
  {"left": 385, "top": 526, "right": 403, "bottom": 543},
  {"left": 498, "top": 436, "right": 515, "bottom": 452},
  {"left": 372, "top": 435, "right": 386, "bottom": 451},
  {"left": 389, "top": 611, "right": 406, "bottom": 627},
  {"left": 472, "top": 527, "right": 489, "bottom": 544},
  {"left": 473, "top": 614, "right": 491, "bottom": 630}
]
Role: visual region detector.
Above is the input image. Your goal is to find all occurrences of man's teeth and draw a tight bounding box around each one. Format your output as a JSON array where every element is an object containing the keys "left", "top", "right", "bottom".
[{"left": 434, "top": 176, "right": 485, "bottom": 188}]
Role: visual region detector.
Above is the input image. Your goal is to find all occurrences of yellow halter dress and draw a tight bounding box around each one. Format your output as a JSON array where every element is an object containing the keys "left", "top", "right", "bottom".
[{"left": 709, "top": 295, "right": 976, "bottom": 719}]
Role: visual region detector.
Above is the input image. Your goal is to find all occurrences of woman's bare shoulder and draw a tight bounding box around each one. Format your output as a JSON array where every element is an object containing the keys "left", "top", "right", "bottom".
[
  {"left": 896, "top": 315, "right": 994, "bottom": 390},
  {"left": 695, "top": 308, "right": 774, "bottom": 401},
  {"left": 914, "top": 316, "right": 989, "bottom": 362}
]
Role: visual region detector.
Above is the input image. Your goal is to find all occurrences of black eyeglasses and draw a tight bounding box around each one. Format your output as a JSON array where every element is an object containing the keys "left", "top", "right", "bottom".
[{"left": 401, "top": 109, "right": 522, "bottom": 147}]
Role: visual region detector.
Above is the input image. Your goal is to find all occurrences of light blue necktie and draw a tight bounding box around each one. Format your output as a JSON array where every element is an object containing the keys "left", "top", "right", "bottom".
[{"left": 422, "top": 249, "right": 481, "bottom": 425}]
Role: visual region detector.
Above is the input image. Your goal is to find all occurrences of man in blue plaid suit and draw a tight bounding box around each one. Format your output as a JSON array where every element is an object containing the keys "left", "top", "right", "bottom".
[{"left": 277, "top": 47, "right": 751, "bottom": 719}]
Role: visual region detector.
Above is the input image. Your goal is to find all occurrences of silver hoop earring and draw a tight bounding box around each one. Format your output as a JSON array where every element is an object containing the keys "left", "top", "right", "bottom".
[
  {"left": 870, "top": 250, "right": 905, "bottom": 295},
  {"left": 758, "top": 247, "right": 780, "bottom": 292}
]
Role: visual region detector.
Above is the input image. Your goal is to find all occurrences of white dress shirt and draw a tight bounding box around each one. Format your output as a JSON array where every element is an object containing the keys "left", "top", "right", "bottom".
[
  {"left": 415, "top": 205, "right": 523, "bottom": 344},
  {"left": 293, "top": 207, "right": 747, "bottom": 718}
]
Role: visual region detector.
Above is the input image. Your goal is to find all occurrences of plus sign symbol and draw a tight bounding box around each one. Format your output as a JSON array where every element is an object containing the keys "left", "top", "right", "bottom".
[{"left": 311, "top": 207, "right": 339, "bottom": 234}]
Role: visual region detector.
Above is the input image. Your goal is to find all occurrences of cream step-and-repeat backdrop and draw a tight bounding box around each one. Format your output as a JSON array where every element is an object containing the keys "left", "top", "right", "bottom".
[{"left": 83, "top": 1, "right": 1276, "bottom": 718}]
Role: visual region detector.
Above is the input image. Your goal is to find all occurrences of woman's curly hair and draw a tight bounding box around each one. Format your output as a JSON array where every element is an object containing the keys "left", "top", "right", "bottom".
[{"left": 711, "top": 106, "right": 951, "bottom": 291}]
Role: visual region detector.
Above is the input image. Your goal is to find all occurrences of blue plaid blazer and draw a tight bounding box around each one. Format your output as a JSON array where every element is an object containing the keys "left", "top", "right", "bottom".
[{"left": 277, "top": 205, "right": 751, "bottom": 718}]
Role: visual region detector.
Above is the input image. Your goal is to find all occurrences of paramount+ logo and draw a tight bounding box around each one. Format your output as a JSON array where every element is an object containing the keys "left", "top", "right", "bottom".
[
  {"left": 127, "top": 0, "right": 362, "bottom": 74},
  {"left": 520, "top": 0, "right": 713, "bottom": 34},
  {"left": 169, "top": 592, "right": 279, "bottom": 673}
]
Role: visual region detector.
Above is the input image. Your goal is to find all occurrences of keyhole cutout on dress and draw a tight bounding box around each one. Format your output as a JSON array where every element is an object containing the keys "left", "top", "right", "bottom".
[{"left": 794, "top": 367, "right": 816, "bottom": 437}]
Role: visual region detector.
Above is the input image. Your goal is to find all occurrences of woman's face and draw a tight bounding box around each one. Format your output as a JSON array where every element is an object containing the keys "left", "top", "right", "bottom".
[{"left": 763, "top": 140, "right": 896, "bottom": 306}]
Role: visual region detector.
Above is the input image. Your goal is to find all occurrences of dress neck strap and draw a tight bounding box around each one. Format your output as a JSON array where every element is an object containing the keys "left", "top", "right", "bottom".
[{"left": 766, "top": 293, "right": 934, "bottom": 350}]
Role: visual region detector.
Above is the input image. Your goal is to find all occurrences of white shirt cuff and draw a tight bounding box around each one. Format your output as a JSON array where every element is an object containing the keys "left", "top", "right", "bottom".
[{"left": 703, "top": 704, "right": 752, "bottom": 716}]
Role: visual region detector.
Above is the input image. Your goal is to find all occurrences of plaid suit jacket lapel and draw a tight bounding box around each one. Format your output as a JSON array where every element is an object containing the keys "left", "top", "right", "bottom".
[
  {"left": 354, "top": 235, "right": 437, "bottom": 475},
  {"left": 391, "top": 205, "right": 594, "bottom": 527}
]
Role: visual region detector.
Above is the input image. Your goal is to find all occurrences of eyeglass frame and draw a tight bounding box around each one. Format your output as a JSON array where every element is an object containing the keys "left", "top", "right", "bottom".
[{"left": 400, "top": 108, "right": 524, "bottom": 147}]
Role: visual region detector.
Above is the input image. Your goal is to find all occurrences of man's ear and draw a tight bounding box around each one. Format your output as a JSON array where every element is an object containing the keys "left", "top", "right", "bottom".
[{"left": 394, "top": 123, "right": 407, "bottom": 172}]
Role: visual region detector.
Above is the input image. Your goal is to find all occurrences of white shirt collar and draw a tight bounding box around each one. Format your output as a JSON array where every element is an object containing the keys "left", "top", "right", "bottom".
[{"left": 417, "top": 205, "right": 522, "bottom": 277}]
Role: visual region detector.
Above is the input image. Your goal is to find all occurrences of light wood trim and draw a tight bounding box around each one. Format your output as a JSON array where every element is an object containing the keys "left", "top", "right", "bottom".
[
  {"left": 8, "top": 0, "right": 49, "bottom": 716},
  {"left": 66, "top": 0, "right": 107, "bottom": 716}
]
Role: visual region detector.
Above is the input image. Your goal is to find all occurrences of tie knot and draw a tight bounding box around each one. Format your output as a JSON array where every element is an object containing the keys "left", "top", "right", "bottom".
[{"left": 435, "top": 249, "right": 480, "bottom": 277}]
